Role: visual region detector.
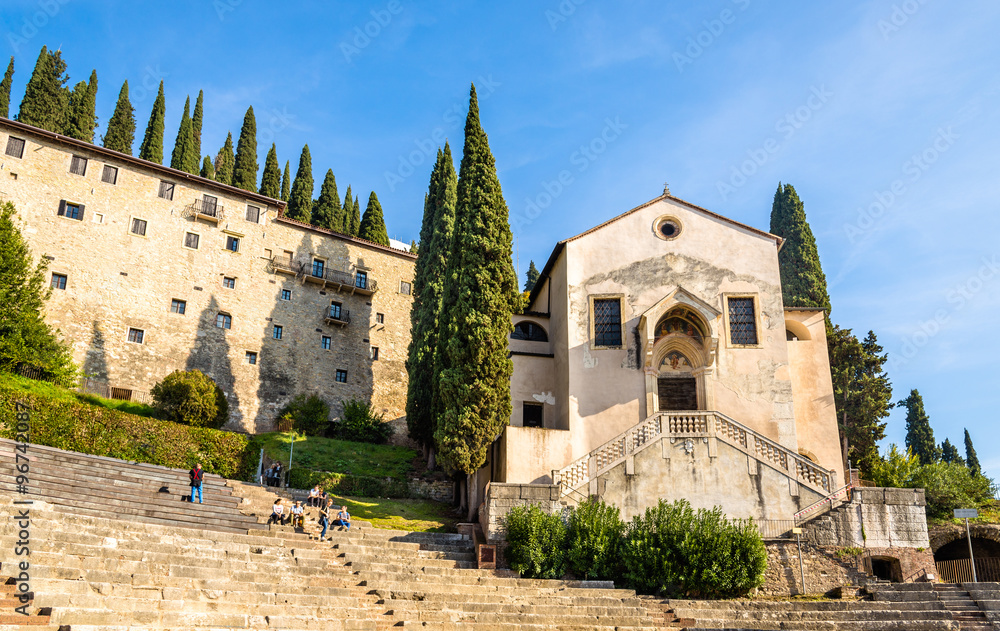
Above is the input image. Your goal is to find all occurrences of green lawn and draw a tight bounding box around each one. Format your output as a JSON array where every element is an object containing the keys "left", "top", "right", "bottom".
[
  {"left": 0, "top": 372, "right": 157, "bottom": 417},
  {"left": 327, "top": 492, "right": 461, "bottom": 532},
  {"left": 260, "top": 431, "right": 416, "bottom": 480}
]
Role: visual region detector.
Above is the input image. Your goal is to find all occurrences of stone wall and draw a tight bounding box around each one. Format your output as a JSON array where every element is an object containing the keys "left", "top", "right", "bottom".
[
  {"left": 0, "top": 119, "right": 415, "bottom": 433},
  {"left": 806, "top": 487, "right": 930, "bottom": 549},
  {"left": 479, "top": 482, "right": 563, "bottom": 542}
]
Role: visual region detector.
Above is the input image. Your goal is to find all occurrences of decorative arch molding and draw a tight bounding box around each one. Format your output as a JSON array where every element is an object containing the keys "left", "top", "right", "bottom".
[{"left": 929, "top": 523, "right": 1000, "bottom": 554}]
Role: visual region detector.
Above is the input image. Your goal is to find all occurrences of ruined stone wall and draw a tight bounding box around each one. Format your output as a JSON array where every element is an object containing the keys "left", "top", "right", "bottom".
[
  {"left": 0, "top": 120, "right": 415, "bottom": 433},
  {"left": 479, "top": 482, "right": 563, "bottom": 542}
]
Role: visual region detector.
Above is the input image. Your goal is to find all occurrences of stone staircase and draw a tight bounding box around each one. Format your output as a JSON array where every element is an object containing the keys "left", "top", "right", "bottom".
[
  {"left": 967, "top": 583, "right": 1000, "bottom": 630},
  {"left": 868, "top": 583, "right": 998, "bottom": 631}
]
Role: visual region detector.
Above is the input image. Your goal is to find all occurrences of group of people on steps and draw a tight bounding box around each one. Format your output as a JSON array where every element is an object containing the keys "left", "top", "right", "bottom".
[{"left": 267, "top": 485, "right": 350, "bottom": 541}]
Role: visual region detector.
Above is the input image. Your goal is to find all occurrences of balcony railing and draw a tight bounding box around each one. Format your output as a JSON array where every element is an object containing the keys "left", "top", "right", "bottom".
[
  {"left": 270, "top": 256, "right": 302, "bottom": 275},
  {"left": 305, "top": 266, "right": 378, "bottom": 295},
  {"left": 188, "top": 198, "right": 225, "bottom": 222},
  {"left": 324, "top": 306, "right": 351, "bottom": 326}
]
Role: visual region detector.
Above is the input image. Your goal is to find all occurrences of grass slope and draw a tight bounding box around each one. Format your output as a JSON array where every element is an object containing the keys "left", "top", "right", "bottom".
[
  {"left": 0, "top": 372, "right": 157, "bottom": 417},
  {"left": 260, "top": 431, "right": 416, "bottom": 480}
]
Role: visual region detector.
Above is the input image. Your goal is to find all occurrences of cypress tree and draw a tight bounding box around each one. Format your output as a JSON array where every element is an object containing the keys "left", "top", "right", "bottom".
[
  {"left": 259, "top": 144, "right": 281, "bottom": 199},
  {"left": 524, "top": 260, "right": 540, "bottom": 293},
  {"left": 17, "top": 46, "right": 69, "bottom": 132},
  {"left": 406, "top": 144, "right": 458, "bottom": 453},
  {"left": 410, "top": 240, "right": 418, "bottom": 254},
  {"left": 232, "top": 105, "right": 258, "bottom": 193},
  {"left": 358, "top": 192, "right": 389, "bottom": 245},
  {"left": 102, "top": 80, "right": 135, "bottom": 154},
  {"left": 940, "top": 438, "right": 963, "bottom": 465},
  {"left": 769, "top": 183, "right": 831, "bottom": 314},
  {"left": 213, "top": 132, "right": 235, "bottom": 185},
  {"left": 0, "top": 57, "right": 14, "bottom": 119},
  {"left": 350, "top": 196, "right": 361, "bottom": 236},
  {"left": 433, "top": 85, "right": 519, "bottom": 496},
  {"left": 200, "top": 155, "right": 215, "bottom": 179},
  {"left": 191, "top": 90, "right": 204, "bottom": 158},
  {"left": 901, "top": 389, "right": 939, "bottom": 465},
  {"left": 138, "top": 81, "right": 166, "bottom": 163},
  {"left": 63, "top": 70, "right": 98, "bottom": 142},
  {"left": 285, "top": 145, "right": 314, "bottom": 222},
  {"left": 280, "top": 160, "right": 291, "bottom": 202},
  {"left": 964, "top": 429, "right": 981, "bottom": 476},
  {"left": 342, "top": 186, "right": 354, "bottom": 232},
  {"left": 311, "top": 169, "right": 341, "bottom": 230},
  {"left": 170, "top": 96, "right": 198, "bottom": 174}
]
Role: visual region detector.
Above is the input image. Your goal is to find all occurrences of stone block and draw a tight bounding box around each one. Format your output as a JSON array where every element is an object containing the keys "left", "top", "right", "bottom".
[
  {"left": 883, "top": 488, "right": 917, "bottom": 505},
  {"left": 519, "top": 485, "right": 556, "bottom": 500}
]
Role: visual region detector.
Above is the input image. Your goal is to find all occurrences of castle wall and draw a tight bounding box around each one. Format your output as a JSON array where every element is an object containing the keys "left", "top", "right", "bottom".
[{"left": 0, "top": 120, "right": 414, "bottom": 433}]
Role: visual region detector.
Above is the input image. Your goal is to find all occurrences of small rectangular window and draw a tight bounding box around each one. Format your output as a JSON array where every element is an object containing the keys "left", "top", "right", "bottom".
[
  {"left": 280, "top": 289, "right": 291, "bottom": 301},
  {"left": 376, "top": 313, "right": 385, "bottom": 324},
  {"left": 127, "top": 328, "right": 144, "bottom": 344},
  {"left": 246, "top": 205, "right": 260, "bottom": 223},
  {"left": 184, "top": 232, "right": 200, "bottom": 249},
  {"left": 263, "top": 248, "right": 273, "bottom": 259},
  {"left": 93, "top": 213, "right": 104, "bottom": 224},
  {"left": 69, "top": 155, "right": 87, "bottom": 176},
  {"left": 246, "top": 351, "right": 258, "bottom": 365},
  {"left": 216, "top": 313, "right": 232, "bottom": 329},
  {"left": 158, "top": 180, "right": 175, "bottom": 200},
  {"left": 592, "top": 297, "right": 622, "bottom": 348},
  {"left": 523, "top": 402, "right": 544, "bottom": 428},
  {"left": 728, "top": 297, "right": 758, "bottom": 346},
  {"left": 51, "top": 273, "right": 67, "bottom": 290},
  {"left": 399, "top": 281, "right": 411, "bottom": 295},
  {"left": 356, "top": 271, "right": 368, "bottom": 290},
  {"left": 273, "top": 325, "right": 283, "bottom": 340},
  {"left": 321, "top": 336, "right": 331, "bottom": 350},
  {"left": 226, "top": 235, "right": 240, "bottom": 252},
  {"left": 370, "top": 346, "right": 379, "bottom": 361},
  {"left": 312, "top": 258, "right": 325, "bottom": 278},
  {"left": 170, "top": 298, "right": 186, "bottom": 314},
  {"left": 223, "top": 277, "right": 236, "bottom": 289},
  {"left": 5, "top": 136, "right": 25, "bottom": 158},
  {"left": 335, "top": 369, "right": 347, "bottom": 383},
  {"left": 130, "top": 218, "right": 147, "bottom": 236},
  {"left": 101, "top": 164, "right": 118, "bottom": 185},
  {"left": 58, "top": 200, "right": 84, "bottom": 221}
]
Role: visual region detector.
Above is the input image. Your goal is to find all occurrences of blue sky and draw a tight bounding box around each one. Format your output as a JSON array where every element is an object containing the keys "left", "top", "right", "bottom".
[{"left": 4, "top": 1, "right": 998, "bottom": 484}]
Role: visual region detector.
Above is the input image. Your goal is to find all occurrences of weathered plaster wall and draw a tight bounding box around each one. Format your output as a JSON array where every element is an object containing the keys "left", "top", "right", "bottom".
[{"left": 0, "top": 122, "right": 414, "bottom": 433}]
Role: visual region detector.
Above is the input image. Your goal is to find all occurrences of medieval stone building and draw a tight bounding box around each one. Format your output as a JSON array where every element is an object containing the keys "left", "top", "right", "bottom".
[{"left": 0, "top": 118, "right": 416, "bottom": 433}]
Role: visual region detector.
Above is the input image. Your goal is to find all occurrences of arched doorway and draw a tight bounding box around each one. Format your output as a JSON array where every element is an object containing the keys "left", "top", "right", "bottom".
[
  {"left": 658, "top": 351, "right": 697, "bottom": 411},
  {"left": 934, "top": 535, "right": 1000, "bottom": 582},
  {"left": 649, "top": 307, "right": 711, "bottom": 412},
  {"left": 869, "top": 556, "right": 902, "bottom": 582}
]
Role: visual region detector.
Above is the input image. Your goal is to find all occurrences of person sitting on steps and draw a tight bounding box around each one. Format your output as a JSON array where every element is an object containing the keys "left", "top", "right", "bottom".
[
  {"left": 267, "top": 498, "right": 287, "bottom": 526},
  {"left": 291, "top": 501, "right": 304, "bottom": 529},
  {"left": 307, "top": 485, "right": 320, "bottom": 507},
  {"left": 332, "top": 505, "right": 351, "bottom": 530},
  {"left": 318, "top": 498, "right": 332, "bottom": 541}
]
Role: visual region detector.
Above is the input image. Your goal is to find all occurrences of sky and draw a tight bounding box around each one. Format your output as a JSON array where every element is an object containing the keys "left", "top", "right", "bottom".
[{"left": 3, "top": 1, "right": 998, "bottom": 485}]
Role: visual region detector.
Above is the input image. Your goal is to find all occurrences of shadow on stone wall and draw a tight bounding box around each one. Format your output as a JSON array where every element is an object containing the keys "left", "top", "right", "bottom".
[
  {"left": 185, "top": 294, "right": 242, "bottom": 429},
  {"left": 82, "top": 320, "right": 109, "bottom": 381}
]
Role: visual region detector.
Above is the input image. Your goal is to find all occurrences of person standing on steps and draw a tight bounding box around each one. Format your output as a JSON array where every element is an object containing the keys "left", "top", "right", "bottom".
[
  {"left": 318, "top": 498, "right": 332, "bottom": 541},
  {"left": 189, "top": 463, "right": 204, "bottom": 504}
]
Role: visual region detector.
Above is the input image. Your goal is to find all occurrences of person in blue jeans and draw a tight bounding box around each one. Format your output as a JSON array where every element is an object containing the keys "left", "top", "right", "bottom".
[
  {"left": 318, "top": 498, "right": 332, "bottom": 541},
  {"left": 332, "top": 505, "right": 351, "bottom": 529},
  {"left": 189, "top": 463, "right": 204, "bottom": 504}
]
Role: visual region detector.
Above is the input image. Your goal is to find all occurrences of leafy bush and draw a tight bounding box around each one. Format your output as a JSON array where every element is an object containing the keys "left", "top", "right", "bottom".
[
  {"left": 504, "top": 504, "right": 568, "bottom": 579},
  {"left": 869, "top": 444, "right": 920, "bottom": 488},
  {"left": 287, "top": 468, "right": 410, "bottom": 498},
  {"left": 911, "top": 461, "right": 997, "bottom": 519},
  {"left": 150, "top": 369, "right": 228, "bottom": 429},
  {"left": 277, "top": 394, "right": 330, "bottom": 436},
  {"left": 0, "top": 388, "right": 258, "bottom": 479},
  {"left": 566, "top": 498, "right": 624, "bottom": 581},
  {"left": 620, "top": 499, "right": 766, "bottom": 598},
  {"left": 328, "top": 399, "right": 393, "bottom": 444}
]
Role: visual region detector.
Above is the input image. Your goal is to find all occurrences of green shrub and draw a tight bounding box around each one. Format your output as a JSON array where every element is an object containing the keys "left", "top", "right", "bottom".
[
  {"left": 911, "top": 461, "right": 997, "bottom": 519},
  {"left": 566, "top": 497, "right": 624, "bottom": 581},
  {"left": 150, "top": 369, "right": 228, "bottom": 429},
  {"left": 287, "top": 468, "right": 410, "bottom": 498},
  {"left": 869, "top": 444, "right": 920, "bottom": 488},
  {"left": 0, "top": 388, "right": 258, "bottom": 479},
  {"left": 277, "top": 394, "right": 330, "bottom": 436},
  {"left": 504, "top": 504, "right": 567, "bottom": 579},
  {"left": 328, "top": 399, "right": 393, "bottom": 444},
  {"left": 620, "top": 499, "right": 766, "bottom": 598}
]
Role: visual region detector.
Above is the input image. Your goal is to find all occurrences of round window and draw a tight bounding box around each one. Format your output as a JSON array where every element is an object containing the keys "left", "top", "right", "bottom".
[{"left": 653, "top": 216, "right": 682, "bottom": 241}]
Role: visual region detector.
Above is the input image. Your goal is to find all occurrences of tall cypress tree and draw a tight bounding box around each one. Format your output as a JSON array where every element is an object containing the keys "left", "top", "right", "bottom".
[
  {"left": 0, "top": 57, "right": 14, "bottom": 119},
  {"left": 138, "top": 81, "right": 166, "bottom": 163},
  {"left": 358, "top": 192, "right": 390, "bottom": 245},
  {"left": 350, "top": 196, "right": 361, "bottom": 236},
  {"left": 901, "top": 389, "right": 939, "bottom": 465},
  {"left": 102, "top": 80, "right": 135, "bottom": 154},
  {"left": 285, "top": 145, "right": 314, "bottom": 222},
  {"left": 964, "top": 429, "right": 981, "bottom": 476},
  {"left": 213, "top": 132, "right": 235, "bottom": 186},
  {"left": 524, "top": 260, "right": 540, "bottom": 293},
  {"left": 311, "top": 169, "right": 341, "bottom": 230},
  {"left": 170, "top": 96, "right": 197, "bottom": 174},
  {"left": 17, "top": 46, "right": 69, "bottom": 132},
  {"left": 434, "top": 85, "right": 518, "bottom": 502},
  {"left": 63, "top": 70, "right": 98, "bottom": 142},
  {"left": 280, "top": 160, "right": 291, "bottom": 202},
  {"left": 232, "top": 106, "right": 258, "bottom": 193},
  {"left": 191, "top": 90, "right": 204, "bottom": 158},
  {"left": 406, "top": 144, "right": 458, "bottom": 453},
  {"left": 259, "top": 144, "right": 281, "bottom": 199},
  {"left": 769, "top": 183, "right": 831, "bottom": 313},
  {"left": 200, "top": 155, "right": 215, "bottom": 179},
  {"left": 940, "top": 439, "right": 963, "bottom": 465}
]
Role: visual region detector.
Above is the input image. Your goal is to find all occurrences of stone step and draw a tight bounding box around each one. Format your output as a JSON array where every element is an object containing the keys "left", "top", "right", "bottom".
[
  {"left": 681, "top": 620, "right": 959, "bottom": 630},
  {"left": 371, "top": 588, "right": 652, "bottom": 607}
]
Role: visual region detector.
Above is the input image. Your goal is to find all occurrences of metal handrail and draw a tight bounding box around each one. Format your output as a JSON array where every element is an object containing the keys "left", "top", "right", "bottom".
[
  {"left": 189, "top": 198, "right": 224, "bottom": 218},
  {"left": 324, "top": 306, "right": 351, "bottom": 324},
  {"left": 794, "top": 483, "right": 853, "bottom": 522}
]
